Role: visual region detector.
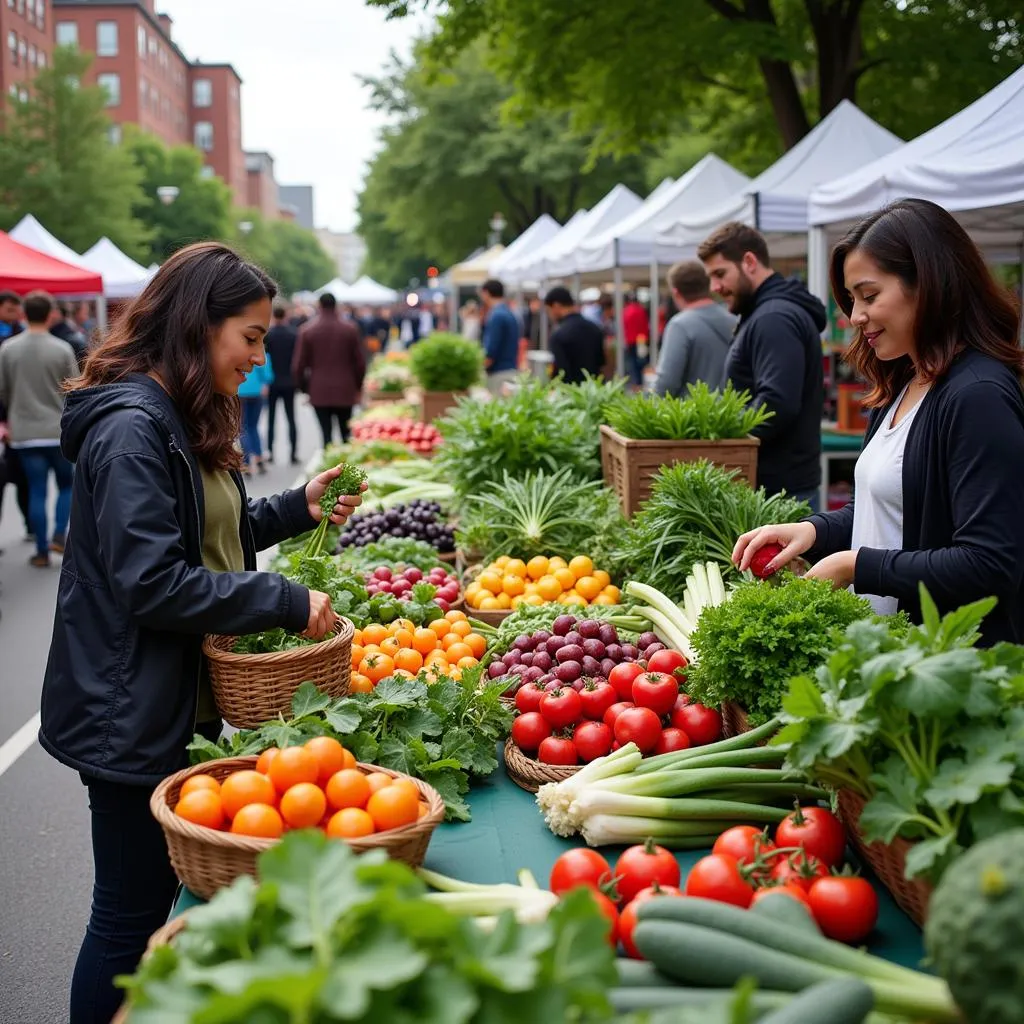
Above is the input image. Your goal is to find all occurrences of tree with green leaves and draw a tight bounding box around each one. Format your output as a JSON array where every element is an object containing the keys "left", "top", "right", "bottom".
[
  {"left": 0, "top": 46, "right": 150, "bottom": 260},
  {"left": 355, "top": 39, "right": 648, "bottom": 284},
  {"left": 229, "top": 211, "right": 336, "bottom": 296}
]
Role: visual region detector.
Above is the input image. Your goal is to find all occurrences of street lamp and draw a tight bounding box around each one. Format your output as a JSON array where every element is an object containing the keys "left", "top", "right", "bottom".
[
  {"left": 487, "top": 211, "right": 506, "bottom": 247},
  {"left": 157, "top": 185, "right": 179, "bottom": 206}
]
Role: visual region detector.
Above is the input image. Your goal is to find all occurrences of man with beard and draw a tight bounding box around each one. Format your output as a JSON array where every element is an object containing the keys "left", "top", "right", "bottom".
[{"left": 698, "top": 222, "right": 826, "bottom": 509}]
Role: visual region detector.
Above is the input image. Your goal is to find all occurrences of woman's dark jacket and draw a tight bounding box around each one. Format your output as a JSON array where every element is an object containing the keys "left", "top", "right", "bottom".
[
  {"left": 39, "top": 375, "right": 316, "bottom": 785},
  {"left": 806, "top": 349, "right": 1024, "bottom": 644}
]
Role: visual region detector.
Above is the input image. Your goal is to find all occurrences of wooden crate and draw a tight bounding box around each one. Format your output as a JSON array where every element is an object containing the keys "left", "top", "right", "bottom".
[{"left": 600, "top": 425, "right": 760, "bottom": 518}]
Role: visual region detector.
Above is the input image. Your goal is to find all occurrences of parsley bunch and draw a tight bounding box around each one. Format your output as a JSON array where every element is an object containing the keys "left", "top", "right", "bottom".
[
  {"left": 776, "top": 587, "right": 1024, "bottom": 883},
  {"left": 305, "top": 464, "right": 368, "bottom": 558}
]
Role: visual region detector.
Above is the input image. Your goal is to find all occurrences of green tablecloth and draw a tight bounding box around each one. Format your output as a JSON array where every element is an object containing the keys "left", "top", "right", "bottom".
[
  {"left": 821, "top": 429, "right": 864, "bottom": 453},
  {"left": 172, "top": 754, "right": 925, "bottom": 971}
]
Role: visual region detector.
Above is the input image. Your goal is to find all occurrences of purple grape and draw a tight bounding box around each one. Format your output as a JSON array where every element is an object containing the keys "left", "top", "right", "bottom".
[
  {"left": 545, "top": 636, "right": 567, "bottom": 657},
  {"left": 513, "top": 635, "right": 533, "bottom": 653},
  {"left": 645, "top": 643, "right": 667, "bottom": 658},
  {"left": 487, "top": 662, "right": 506, "bottom": 679},
  {"left": 581, "top": 655, "right": 602, "bottom": 676},
  {"left": 582, "top": 638, "right": 607, "bottom": 659},
  {"left": 564, "top": 630, "right": 583, "bottom": 647},
  {"left": 554, "top": 660, "right": 582, "bottom": 683},
  {"left": 621, "top": 644, "right": 639, "bottom": 660},
  {"left": 577, "top": 619, "right": 602, "bottom": 640},
  {"left": 638, "top": 632, "right": 660, "bottom": 650},
  {"left": 598, "top": 623, "right": 619, "bottom": 646},
  {"left": 531, "top": 651, "right": 553, "bottom": 672},
  {"left": 503, "top": 650, "right": 522, "bottom": 667},
  {"left": 520, "top": 652, "right": 535, "bottom": 667},
  {"left": 601, "top": 657, "right": 617, "bottom": 678},
  {"left": 533, "top": 630, "right": 552, "bottom": 646},
  {"left": 552, "top": 615, "right": 576, "bottom": 636},
  {"left": 605, "top": 643, "right": 624, "bottom": 662},
  {"left": 556, "top": 644, "right": 585, "bottom": 664}
]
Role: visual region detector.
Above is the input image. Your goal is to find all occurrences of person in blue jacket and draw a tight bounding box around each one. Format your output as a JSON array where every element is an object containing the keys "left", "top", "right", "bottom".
[
  {"left": 734, "top": 199, "right": 1024, "bottom": 644},
  {"left": 479, "top": 278, "right": 521, "bottom": 395},
  {"left": 37, "top": 242, "right": 364, "bottom": 1023},
  {"left": 237, "top": 350, "right": 273, "bottom": 473}
]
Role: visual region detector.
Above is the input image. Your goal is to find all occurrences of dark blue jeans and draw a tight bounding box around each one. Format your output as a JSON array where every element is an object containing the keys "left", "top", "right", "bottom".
[
  {"left": 624, "top": 345, "right": 648, "bottom": 387},
  {"left": 18, "top": 444, "right": 73, "bottom": 556},
  {"left": 240, "top": 397, "right": 264, "bottom": 465}
]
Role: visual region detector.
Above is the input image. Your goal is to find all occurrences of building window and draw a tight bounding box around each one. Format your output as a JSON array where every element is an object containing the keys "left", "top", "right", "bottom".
[
  {"left": 37, "top": 50, "right": 45, "bottom": 67},
  {"left": 194, "top": 121, "right": 213, "bottom": 152},
  {"left": 19, "top": 86, "right": 27, "bottom": 103},
  {"left": 108, "top": 124, "right": 122, "bottom": 145},
  {"left": 18, "top": 38, "right": 26, "bottom": 62},
  {"left": 96, "top": 21, "right": 118, "bottom": 57},
  {"left": 56, "top": 21, "right": 78, "bottom": 47},
  {"left": 28, "top": 43, "right": 35, "bottom": 64},
  {"left": 148, "top": 37, "right": 157, "bottom": 57},
  {"left": 8, "top": 31, "right": 16, "bottom": 64},
  {"left": 6, "top": 1, "right": 13, "bottom": 11},
  {"left": 199, "top": 165, "right": 215, "bottom": 179},
  {"left": 15, "top": 0, "right": 23, "bottom": 14},
  {"left": 97, "top": 72, "right": 120, "bottom": 107},
  {"left": 139, "top": 79, "right": 148, "bottom": 106},
  {"left": 36, "top": 0, "right": 43, "bottom": 29},
  {"left": 192, "top": 78, "right": 212, "bottom": 107}
]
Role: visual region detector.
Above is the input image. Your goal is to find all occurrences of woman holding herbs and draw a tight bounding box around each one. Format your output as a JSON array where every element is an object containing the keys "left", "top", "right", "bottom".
[
  {"left": 735, "top": 198, "right": 1024, "bottom": 644},
  {"left": 37, "top": 242, "right": 364, "bottom": 1024}
]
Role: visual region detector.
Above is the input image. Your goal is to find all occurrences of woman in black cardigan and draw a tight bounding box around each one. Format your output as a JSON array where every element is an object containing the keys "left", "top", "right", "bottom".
[{"left": 734, "top": 198, "right": 1024, "bottom": 643}]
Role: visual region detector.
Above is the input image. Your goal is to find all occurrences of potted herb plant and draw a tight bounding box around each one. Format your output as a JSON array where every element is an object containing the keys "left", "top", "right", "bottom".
[{"left": 407, "top": 333, "right": 484, "bottom": 423}]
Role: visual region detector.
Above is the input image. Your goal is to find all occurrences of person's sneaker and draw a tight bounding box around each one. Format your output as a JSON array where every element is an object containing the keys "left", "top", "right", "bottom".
[
  {"left": 50, "top": 534, "right": 66, "bottom": 554},
  {"left": 29, "top": 553, "right": 50, "bottom": 568},
  {"left": 291, "top": 455, "right": 301, "bottom": 465},
  {"left": 257, "top": 460, "right": 267, "bottom": 475}
]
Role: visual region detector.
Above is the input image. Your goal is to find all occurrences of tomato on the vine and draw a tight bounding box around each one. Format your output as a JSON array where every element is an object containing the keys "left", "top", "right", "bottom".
[
  {"left": 573, "top": 720, "right": 613, "bottom": 763},
  {"left": 514, "top": 681, "right": 547, "bottom": 715},
  {"left": 775, "top": 806, "right": 847, "bottom": 868},
  {"left": 712, "top": 825, "right": 775, "bottom": 867},
  {"left": 536, "top": 735, "right": 578, "bottom": 765},
  {"left": 590, "top": 889, "right": 620, "bottom": 946},
  {"left": 510, "top": 712, "right": 551, "bottom": 753},
  {"left": 616, "top": 839, "right": 681, "bottom": 903},
  {"left": 770, "top": 850, "right": 829, "bottom": 892},
  {"left": 608, "top": 662, "right": 645, "bottom": 701},
  {"left": 684, "top": 853, "right": 754, "bottom": 908},
  {"left": 750, "top": 883, "right": 811, "bottom": 908},
  {"left": 549, "top": 848, "right": 613, "bottom": 897},
  {"left": 578, "top": 679, "right": 618, "bottom": 721},
  {"left": 631, "top": 672, "right": 679, "bottom": 717},
  {"left": 539, "top": 688, "right": 583, "bottom": 730},
  {"left": 807, "top": 876, "right": 878, "bottom": 944}
]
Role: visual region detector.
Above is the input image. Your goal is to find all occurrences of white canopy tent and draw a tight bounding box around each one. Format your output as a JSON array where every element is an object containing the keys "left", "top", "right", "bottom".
[
  {"left": 9, "top": 214, "right": 93, "bottom": 269},
  {"left": 488, "top": 214, "right": 561, "bottom": 279},
  {"left": 500, "top": 210, "right": 590, "bottom": 287},
  {"left": 656, "top": 102, "right": 903, "bottom": 258},
  {"left": 81, "top": 237, "right": 153, "bottom": 299},
  {"left": 346, "top": 275, "right": 400, "bottom": 305},
  {"left": 316, "top": 277, "right": 355, "bottom": 301},
  {"left": 448, "top": 244, "right": 506, "bottom": 287}
]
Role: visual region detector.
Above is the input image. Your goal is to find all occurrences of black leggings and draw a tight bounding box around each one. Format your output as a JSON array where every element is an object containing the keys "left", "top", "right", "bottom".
[
  {"left": 314, "top": 405, "right": 353, "bottom": 447},
  {"left": 266, "top": 385, "right": 298, "bottom": 459}
]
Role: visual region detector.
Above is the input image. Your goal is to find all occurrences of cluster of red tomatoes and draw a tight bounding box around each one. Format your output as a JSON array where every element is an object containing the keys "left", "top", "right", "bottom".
[
  {"left": 350, "top": 417, "right": 441, "bottom": 454},
  {"left": 510, "top": 649, "right": 723, "bottom": 765}
]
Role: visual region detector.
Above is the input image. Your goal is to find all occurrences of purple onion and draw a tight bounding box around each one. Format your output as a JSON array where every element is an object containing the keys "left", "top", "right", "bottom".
[
  {"left": 581, "top": 655, "right": 602, "bottom": 676},
  {"left": 532, "top": 651, "right": 553, "bottom": 672},
  {"left": 598, "top": 623, "right": 619, "bottom": 646},
  {"left": 621, "top": 644, "right": 639, "bottom": 660},
  {"left": 577, "top": 619, "right": 602, "bottom": 640},
  {"left": 520, "top": 651, "right": 535, "bottom": 667},
  {"left": 605, "top": 643, "right": 624, "bottom": 662},
  {"left": 545, "top": 636, "right": 567, "bottom": 657},
  {"left": 568, "top": 677, "right": 586, "bottom": 691},
  {"left": 582, "top": 638, "right": 606, "bottom": 659},
  {"left": 645, "top": 642, "right": 667, "bottom": 658},
  {"left": 556, "top": 644, "right": 585, "bottom": 664},
  {"left": 522, "top": 666, "right": 544, "bottom": 683},
  {"left": 638, "top": 632, "right": 660, "bottom": 650},
  {"left": 503, "top": 650, "right": 522, "bottom": 667},
  {"left": 601, "top": 657, "right": 617, "bottom": 678},
  {"left": 564, "top": 630, "right": 583, "bottom": 647},
  {"left": 487, "top": 662, "right": 507, "bottom": 679},
  {"left": 544, "top": 679, "right": 562, "bottom": 692},
  {"left": 533, "top": 630, "right": 552, "bottom": 646},
  {"left": 508, "top": 663, "right": 527, "bottom": 676},
  {"left": 552, "top": 615, "right": 576, "bottom": 636},
  {"left": 513, "top": 634, "right": 533, "bottom": 652},
  {"left": 537, "top": 673, "right": 554, "bottom": 687},
  {"left": 554, "top": 660, "right": 582, "bottom": 683}
]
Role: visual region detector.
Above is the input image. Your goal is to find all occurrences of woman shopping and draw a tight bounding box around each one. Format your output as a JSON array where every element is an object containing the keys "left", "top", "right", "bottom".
[
  {"left": 734, "top": 198, "right": 1024, "bottom": 644},
  {"left": 36, "top": 242, "right": 364, "bottom": 1023},
  {"left": 237, "top": 348, "right": 273, "bottom": 474}
]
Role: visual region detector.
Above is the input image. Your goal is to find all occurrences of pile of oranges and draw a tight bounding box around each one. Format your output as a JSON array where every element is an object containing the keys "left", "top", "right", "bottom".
[
  {"left": 173, "top": 736, "right": 431, "bottom": 840},
  {"left": 465, "top": 555, "right": 621, "bottom": 611},
  {"left": 351, "top": 608, "right": 487, "bottom": 692}
]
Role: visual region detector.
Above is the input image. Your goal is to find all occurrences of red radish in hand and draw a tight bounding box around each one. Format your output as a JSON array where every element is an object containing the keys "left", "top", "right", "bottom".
[{"left": 749, "top": 542, "right": 785, "bottom": 578}]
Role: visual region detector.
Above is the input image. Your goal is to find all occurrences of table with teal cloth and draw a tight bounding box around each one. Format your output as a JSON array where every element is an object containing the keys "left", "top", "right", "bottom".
[
  {"left": 819, "top": 427, "right": 865, "bottom": 511},
  {"left": 172, "top": 753, "right": 925, "bottom": 971}
]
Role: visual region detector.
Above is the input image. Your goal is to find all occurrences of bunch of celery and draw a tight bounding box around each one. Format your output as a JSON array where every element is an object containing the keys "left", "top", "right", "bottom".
[
  {"left": 416, "top": 867, "right": 559, "bottom": 928},
  {"left": 536, "top": 719, "right": 825, "bottom": 846}
]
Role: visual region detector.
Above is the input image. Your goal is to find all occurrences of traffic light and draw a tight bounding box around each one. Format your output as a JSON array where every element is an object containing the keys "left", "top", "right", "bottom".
[{"left": 426, "top": 265, "right": 439, "bottom": 280}]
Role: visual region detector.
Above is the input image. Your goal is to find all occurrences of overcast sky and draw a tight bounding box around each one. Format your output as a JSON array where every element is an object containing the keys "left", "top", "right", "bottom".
[{"left": 164, "top": 0, "right": 428, "bottom": 233}]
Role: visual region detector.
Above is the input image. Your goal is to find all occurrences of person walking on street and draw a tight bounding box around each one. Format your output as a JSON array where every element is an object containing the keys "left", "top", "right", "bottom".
[
  {"left": 544, "top": 286, "right": 606, "bottom": 384},
  {"left": 264, "top": 305, "right": 300, "bottom": 464},
  {"left": 653, "top": 261, "right": 736, "bottom": 396},
  {"left": 50, "top": 301, "right": 89, "bottom": 369},
  {"left": 479, "top": 279, "right": 519, "bottom": 395},
  {"left": 237, "top": 354, "right": 273, "bottom": 475},
  {"left": 622, "top": 291, "right": 650, "bottom": 388},
  {"left": 0, "top": 291, "right": 78, "bottom": 566},
  {"left": 0, "top": 289, "right": 31, "bottom": 541},
  {"left": 293, "top": 292, "right": 366, "bottom": 447},
  {"left": 699, "top": 222, "right": 826, "bottom": 509},
  {"left": 37, "top": 242, "right": 364, "bottom": 1024}
]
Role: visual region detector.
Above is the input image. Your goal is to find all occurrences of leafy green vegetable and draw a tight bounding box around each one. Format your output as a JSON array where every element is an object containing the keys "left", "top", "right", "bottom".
[
  {"left": 554, "top": 373, "right": 627, "bottom": 424},
  {"left": 408, "top": 331, "right": 484, "bottom": 392},
  {"left": 606, "top": 382, "right": 771, "bottom": 440},
  {"left": 305, "top": 465, "right": 368, "bottom": 558},
  {"left": 615, "top": 460, "right": 811, "bottom": 598},
  {"left": 118, "top": 832, "right": 616, "bottom": 1023},
  {"left": 688, "top": 576, "right": 875, "bottom": 726},
  {"left": 777, "top": 585, "right": 1024, "bottom": 883},
  {"left": 189, "top": 671, "right": 514, "bottom": 821},
  {"left": 337, "top": 537, "right": 450, "bottom": 573}
]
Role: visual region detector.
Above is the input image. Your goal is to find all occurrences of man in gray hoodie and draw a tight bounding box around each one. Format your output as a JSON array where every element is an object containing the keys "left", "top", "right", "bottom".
[{"left": 0, "top": 291, "right": 77, "bottom": 566}]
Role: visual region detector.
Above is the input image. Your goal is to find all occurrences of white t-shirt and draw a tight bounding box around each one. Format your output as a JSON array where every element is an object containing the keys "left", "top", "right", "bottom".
[{"left": 850, "top": 387, "right": 925, "bottom": 616}]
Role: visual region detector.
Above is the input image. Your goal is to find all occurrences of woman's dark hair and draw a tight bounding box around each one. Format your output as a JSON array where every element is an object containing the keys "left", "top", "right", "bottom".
[
  {"left": 69, "top": 241, "right": 277, "bottom": 469},
  {"left": 830, "top": 198, "right": 1023, "bottom": 408}
]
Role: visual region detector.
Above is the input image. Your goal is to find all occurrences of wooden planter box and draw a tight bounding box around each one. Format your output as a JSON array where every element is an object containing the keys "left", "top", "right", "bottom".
[
  {"left": 600, "top": 425, "right": 760, "bottom": 518},
  {"left": 407, "top": 388, "right": 468, "bottom": 424},
  {"left": 363, "top": 389, "right": 405, "bottom": 407}
]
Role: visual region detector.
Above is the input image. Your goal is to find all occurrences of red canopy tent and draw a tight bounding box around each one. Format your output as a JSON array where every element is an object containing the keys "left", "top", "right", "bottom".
[{"left": 0, "top": 229, "right": 103, "bottom": 294}]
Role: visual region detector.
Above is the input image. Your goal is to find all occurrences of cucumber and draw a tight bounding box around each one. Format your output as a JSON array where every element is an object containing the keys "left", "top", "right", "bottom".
[
  {"left": 614, "top": 959, "right": 678, "bottom": 988},
  {"left": 633, "top": 919, "right": 841, "bottom": 992},
  {"left": 749, "top": 892, "right": 821, "bottom": 936},
  {"left": 609, "top": 985, "right": 791, "bottom": 1014},
  {"left": 756, "top": 978, "right": 874, "bottom": 1024}
]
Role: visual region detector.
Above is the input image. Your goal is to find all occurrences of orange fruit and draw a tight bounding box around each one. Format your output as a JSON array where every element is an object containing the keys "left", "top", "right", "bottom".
[
  {"left": 394, "top": 648, "right": 424, "bottom": 673},
  {"left": 367, "top": 784, "right": 419, "bottom": 832},
  {"left": 350, "top": 674, "right": 374, "bottom": 694},
  {"left": 304, "top": 736, "right": 348, "bottom": 787},
  {"left": 548, "top": 556, "right": 568, "bottom": 571},
  {"left": 495, "top": 592, "right": 512, "bottom": 609},
  {"left": 392, "top": 628, "right": 414, "bottom": 649},
  {"left": 554, "top": 567, "right": 577, "bottom": 591},
  {"left": 361, "top": 623, "right": 388, "bottom": 646},
  {"left": 562, "top": 592, "right": 587, "bottom": 607},
  {"left": 445, "top": 609, "right": 468, "bottom": 622},
  {"left": 591, "top": 594, "right": 616, "bottom": 606},
  {"left": 392, "top": 618, "right": 416, "bottom": 634},
  {"left": 602, "top": 584, "right": 621, "bottom": 602},
  {"left": 220, "top": 770, "right": 277, "bottom": 819},
  {"left": 389, "top": 778, "right": 420, "bottom": 803},
  {"left": 463, "top": 632, "right": 487, "bottom": 658},
  {"left": 568, "top": 555, "right": 594, "bottom": 580},
  {"left": 380, "top": 636, "right": 401, "bottom": 656},
  {"left": 267, "top": 745, "right": 319, "bottom": 794},
  {"left": 526, "top": 555, "right": 549, "bottom": 580},
  {"left": 522, "top": 594, "right": 544, "bottom": 607},
  {"left": 365, "top": 772, "right": 393, "bottom": 795},
  {"left": 427, "top": 617, "right": 451, "bottom": 638},
  {"left": 350, "top": 643, "right": 366, "bottom": 666},
  {"left": 255, "top": 747, "right": 280, "bottom": 776},
  {"left": 476, "top": 571, "right": 502, "bottom": 595},
  {"left": 175, "top": 789, "right": 225, "bottom": 830},
  {"left": 445, "top": 641, "right": 473, "bottom": 663},
  {"left": 574, "top": 575, "right": 602, "bottom": 601},
  {"left": 448, "top": 667, "right": 463, "bottom": 680},
  {"left": 478, "top": 596, "right": 501, "bottom": 610},
  {"left": 593, "top": 569, "right": 611, "bottom": 589},
  {"left": 456, "top": 656, "right": 478, "bottom": 669},
  {"left": 325, "top": 768, "right": 372, "bottom": 810},
  {"left": 340, "top": 748, "right": 357, "bottom": 770},
  {"left": 502, "top": 574, "right": 525, "bottom": 597},
  {"left": 449, "top": 619, "right": 472, "bottom": 638},
  {"left": 493, "top": 556, "right": 511, "bottom": 569},
  {"left": 361, "top": 653, "right": 395, "bottom": 683},
  {"left": 536, "top": 575, "right": 562, "bottom": 601},
  {"left": 464, "top": 582, "right": 483, "bottom": 603},
  {"left": 350, "top": 628, "right": 363, "bottom": 645},
  {"left": 327, "top": 807, "right": 375, "bottom": 839},
  {"left": 504, "top": 558, "right": 527, "bottom": 578},
  {"left": 180, "top": 774, "right": 221, "bottom": 799},
  {"left": 279, "top": 782, "right": 327, "bottom": 829},
  {"left": 412, "top": 628, "right": 440, "bottom": 655},
  {"left": 230, "top": 803, "right": 283, "bottom": 838}
]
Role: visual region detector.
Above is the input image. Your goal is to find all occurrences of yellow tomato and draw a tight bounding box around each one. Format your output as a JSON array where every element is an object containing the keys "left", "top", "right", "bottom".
[
  {"left": 479, "top": 596, "right": 502, "bottom": 610},
  {"left": 523, "top": 581, "right": 540, "bottom": 597},
  {"left": 477, "top": 571, "right": 503, "bottom": 595},
  {"left": 573, "top": 575, "right": 602, "bottom": 601},
  {"left": 526, "top": 556, "right": 549, "bottom": 580},
  {"left": 495, "top": 592, "right": 512, "bottom": 609},
  {"left": 568, "top": 555, "right": 594, "bottom": 580},
  {"left": 522, "top": 593, "right": 545, "bottom": 606},
  {"left": 502, "top": 574, "right": 526, "bottom": 597},
  {"left": 562, "top": 592, "right": 587, "bottom": 607},
  {"left": 504, "top": 558, "right": 527, "bottom": 578}
]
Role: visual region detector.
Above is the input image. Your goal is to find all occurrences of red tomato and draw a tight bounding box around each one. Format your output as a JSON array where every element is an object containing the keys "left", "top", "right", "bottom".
[
  {"left": 603, "top": 701, "right": 635, "bottom": 729},
  {"left": 615, "top": 839, "right": 681, "bottom": 904},
  {"left": 807, "top": 876, "right": 878, "bottom": 944},
  {"left": 539, "top": 688, "right": 583, "bottom": 730},
  {"left": 775, "top": 806, "right": 847, "bottom": 868},
  {"left": 750, "top": 884, "right": 811, "bottom": 908},
  {"left": 684, "top": 853, "right": 754, "bottom": 908},
  {"left": 590, "top": 890, "right": 619, "bottom": 946},
  {"left": 631, "top": 672, "right": 679, "bottom": 717},
  {"left": 549, "top": 848, "right": 613, "bottom": 897},
  {"left": 654, "top": 728, "right": 691, "bottom": 754},
  {"left": 537, "top": 735, "right": 578, "bottom": 765},
  {"left": 608, "top": 662, "right": 645, "bottom": 701},
  {"left": 712, "top": 825, "right": 775, "bottom": 867},
  {"left": 579, "top": 680, "right": 618, "bottom": 721},
  {"left": 613, "top": 707, "right": 663, "bottom": 754},
  {"left": 514, "top": 681, "right": 547, "bottom": 715},
  {"left": 770, "top": 850, "right": 830, "bottom": 892},
  {"left": 617, "top": 883, "right": 684, "bottom": 960},
  {"left": 573, "top": 720, "right": 613, "bottom": 763},
  {"left": 510, "top": 712, "right": 551, "bottom": 754},
  {"left": 646, "top": 649, "right": 689, "bottom": 677},
  {"left": 671, "top": 701, "right": 723, "bottom": 746}
]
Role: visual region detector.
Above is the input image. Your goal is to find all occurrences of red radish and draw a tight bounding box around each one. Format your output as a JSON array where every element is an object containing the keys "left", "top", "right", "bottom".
[{"left": 749, "top": 542, "right": 785, "bottom": 578}]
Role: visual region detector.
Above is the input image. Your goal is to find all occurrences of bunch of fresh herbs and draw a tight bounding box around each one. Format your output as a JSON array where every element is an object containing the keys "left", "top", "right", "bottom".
[
  {"left": 118, "top": 831, "right": 615, "bottom": 1023},
  {"left": 605, "top": 382, "right": 771, "bottom": 440},
  {"left": 687, "top": 576, "right": 876, "bottom": 726},
  {"left": 305, "top": 465, "right": 368, "bottom": 558},
  {"left": 615, "top": 460, "right": 811, "bottom": 599},
  {"left": 776, "top": 586, "right": 1024, "bottom": 883},
  {"left": 408, "top": 331, "right": 484, "bottom": 392},
  {"left": 553, "top": 373, "right": 627, "bottom": 424},
  {"left": 189, "top": 672, "right": 514, "bottom": 821}
]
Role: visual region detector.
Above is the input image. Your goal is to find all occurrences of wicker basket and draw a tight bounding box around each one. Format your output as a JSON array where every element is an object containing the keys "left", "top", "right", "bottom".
[
  {"left": 111, "top": 916, "right": 191, "bottom": 1024},
  {"left": 837, "top": 789, "right": 933, "bottom": 926},
  {"left": 203, "top": 618, "right": 354, "bottom": 728},
  {"left": 504, "top": 738, "right": 580, "bottom": 793},
  {"left": 721, "top": 700, "right": 753, "bottom": 739},
  {"left": 152, "top": 756, "right": 445, "bottom": 900},
  {"left": 461, "top": 564, "right": 515, "bottom": 626}
]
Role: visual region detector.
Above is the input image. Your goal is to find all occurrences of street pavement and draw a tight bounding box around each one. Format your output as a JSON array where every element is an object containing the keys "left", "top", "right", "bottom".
[{"left": 0, "top": 400, "right": 325, "bottom": 1024}]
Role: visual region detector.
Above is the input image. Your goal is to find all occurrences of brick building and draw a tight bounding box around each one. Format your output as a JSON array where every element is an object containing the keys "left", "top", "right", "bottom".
[
  {"left": 1, "top": 0, "right": 52, "bottom": 106},
  {"left": 245, "top": 150, "right": 278, "bottom": 220}
]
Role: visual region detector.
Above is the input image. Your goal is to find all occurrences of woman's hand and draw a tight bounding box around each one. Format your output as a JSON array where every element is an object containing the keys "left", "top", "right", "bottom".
[
  {"left": 733, "top": 521, "right": 817, "bottom": 574},
  {"left": 302, "top": 590, "right": 337, "bottom": 639},
  {"left": 804, "top": 550, "right": 858, "bottom": 590},
  {"left": 305, "top": 465, "right": 366, "bottom": 525}
]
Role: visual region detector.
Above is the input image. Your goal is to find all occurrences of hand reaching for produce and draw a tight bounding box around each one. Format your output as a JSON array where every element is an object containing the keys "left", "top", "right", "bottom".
[
  {"left": 803, "top": 550, "right": 857, "bottom": 590},
  {"left": 305, "top": 463, "right": 368, "bottom": 526},
  {"left": 733, "top": 522, "right": 816, "bottom": 575},
  {"left": 302, "top": 589, "right": 337, "bottom": 639}
]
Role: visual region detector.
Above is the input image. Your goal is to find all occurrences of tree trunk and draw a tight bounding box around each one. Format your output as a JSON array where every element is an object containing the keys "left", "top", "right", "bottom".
[{"left": 805, "top": 0, "right": 866, "bottom": 119}]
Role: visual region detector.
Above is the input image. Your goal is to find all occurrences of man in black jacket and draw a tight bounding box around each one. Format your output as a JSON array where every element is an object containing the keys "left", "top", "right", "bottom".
[
  {"left": 544, "top": 285, "right": 606, "bottom": 384},
  {"left": 699, "top": 222, "right": 826, "bottom": 509},
  {"left": 264, "top": 305, "right": 300, "bottom": 464}
]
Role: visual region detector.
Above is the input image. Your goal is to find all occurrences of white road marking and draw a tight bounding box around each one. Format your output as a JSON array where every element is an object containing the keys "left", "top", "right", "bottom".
[{"left": 0, "top": 712, "right": 40, "bottom": 779}]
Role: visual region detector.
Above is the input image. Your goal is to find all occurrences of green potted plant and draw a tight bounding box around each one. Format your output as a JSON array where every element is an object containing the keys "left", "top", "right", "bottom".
[{"left": 407, "top": 333, "right": 484, "bottom": 423}]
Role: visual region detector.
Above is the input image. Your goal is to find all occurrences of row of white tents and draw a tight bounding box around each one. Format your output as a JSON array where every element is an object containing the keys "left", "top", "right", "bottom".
[{"left": 315, "top": 275, "right": 399, "bottom": 305}]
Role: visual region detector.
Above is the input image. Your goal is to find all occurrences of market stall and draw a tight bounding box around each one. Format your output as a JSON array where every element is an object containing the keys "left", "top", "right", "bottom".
[
  {"left": 0, "top": 229, "right": 104, "bottom": 295},
  {"left": 81, "top": 237, "right": 153, "bottom": 299}
]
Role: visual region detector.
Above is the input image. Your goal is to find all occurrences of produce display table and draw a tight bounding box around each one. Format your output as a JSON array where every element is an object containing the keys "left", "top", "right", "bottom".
[
  {"left": 170, "top": 750, "right": 925, "bottom": 971},
  {"left": 819, "top": 426, "right": 864, "bottom": 511}
]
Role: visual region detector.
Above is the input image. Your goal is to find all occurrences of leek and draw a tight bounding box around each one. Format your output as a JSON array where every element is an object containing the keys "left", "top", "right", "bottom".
[{"left": 417, "top": 867, "right": 558, "bottom": 924}]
